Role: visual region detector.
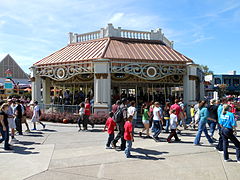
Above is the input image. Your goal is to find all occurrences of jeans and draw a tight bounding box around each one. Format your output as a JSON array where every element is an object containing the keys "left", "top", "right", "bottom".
[
  {"left": 0, "top": 125, "right": 10, "bottom": 149},
  {"left": 216, "top": 125, "right": 223, "bottom": 151},
  {"left": 112, "top": 121, "right": 126, "bottom": 150},
  {"left": 106, "top": 133, "right": 114, "bottom": 147},
  {"left": 125, "top": 140, "right": 132, "bottom": 157},
  {"left": 222, "top": 128, "right": 240, "bottom": 161},
  {"left": 194, "top": 120, "right": 213, "bottom": 144},
  {"left": 165, "top": 119, "right": 170, "bottom": 133},
  {"left": 152, "top": 120, "right": 162, "bottom": 138},
  {"left": 207, "top": 120, "right": 217, "bottom": 137},
  {"left": 167, "top": 129, "right": 180, "bottom": 142},
  {"left": 15, "top": 117, "right": 22, "bottom": 135}
]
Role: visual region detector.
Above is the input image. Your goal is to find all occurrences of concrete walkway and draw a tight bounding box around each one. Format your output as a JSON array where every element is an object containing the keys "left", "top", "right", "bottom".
[{"left": 0, "top": 121, "right": 240, "bottom": 180}]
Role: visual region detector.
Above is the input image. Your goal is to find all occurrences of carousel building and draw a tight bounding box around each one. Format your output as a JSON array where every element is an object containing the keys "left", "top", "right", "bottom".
[{"left": 31, "top": 24, "right": 204, "bottom": 115}]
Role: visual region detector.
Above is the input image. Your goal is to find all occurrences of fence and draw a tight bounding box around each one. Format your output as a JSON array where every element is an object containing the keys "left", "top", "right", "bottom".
[{"left": 39, "top": 104, "right": 79, "bottom": 114}]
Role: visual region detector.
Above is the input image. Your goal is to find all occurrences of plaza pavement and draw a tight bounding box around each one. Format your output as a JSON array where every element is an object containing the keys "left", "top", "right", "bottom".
[{"left": 0, "top": 120, "right": 240, "bottom": 180}]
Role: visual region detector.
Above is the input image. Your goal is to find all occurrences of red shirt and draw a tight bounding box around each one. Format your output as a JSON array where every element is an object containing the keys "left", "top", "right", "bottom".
[
  {"left": 124, "top": 121, "right": 132, "bottom": 141},
  {"left": 112, "top": 104, "right": 119, "bottom": 113},
  {"left": 105, "top": 117, "right": 116, "bottom": 134},
  {"left": 84, "top": 103, "right": 91, "bottom": 116},
  {"left": 170, "top": 104, "right": 182, "bottom": 119}
]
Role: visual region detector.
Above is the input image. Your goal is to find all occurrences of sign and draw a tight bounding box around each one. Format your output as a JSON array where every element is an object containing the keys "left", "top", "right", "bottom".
[{"left": 4, "top": 82, "right": 13, "bottom": 89}]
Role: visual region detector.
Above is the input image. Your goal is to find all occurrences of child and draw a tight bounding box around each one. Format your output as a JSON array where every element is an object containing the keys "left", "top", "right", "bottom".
[
  {"left": 124, "top": 115, "right": 134, "bottom": 158},
  {"left": 104, "top": 112, "right": 116, "bottom": 149},
  {"left": 78, "top": 103, "right": 85, "bottom": 131},
  {"left": 167, "top": 109, "right": 181, "bottom": 143}
]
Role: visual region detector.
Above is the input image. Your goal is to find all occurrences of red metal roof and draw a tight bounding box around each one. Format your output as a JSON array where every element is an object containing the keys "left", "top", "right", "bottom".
[{"left": 34, "top": 37, "right": 193, "bottom": 66}]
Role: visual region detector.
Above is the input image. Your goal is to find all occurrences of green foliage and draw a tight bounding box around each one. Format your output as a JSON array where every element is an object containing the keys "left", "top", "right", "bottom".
[{"left": 200, "top": 64, "right": 213, "bottom": 75}]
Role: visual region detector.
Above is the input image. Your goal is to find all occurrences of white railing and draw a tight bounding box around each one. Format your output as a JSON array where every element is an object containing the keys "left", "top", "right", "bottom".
[
  {"left": 69, "top": 24, "right": 174, "bottom": 48},
  {"left": 121, "top": 29, "right": 151, "bottom": 40}
]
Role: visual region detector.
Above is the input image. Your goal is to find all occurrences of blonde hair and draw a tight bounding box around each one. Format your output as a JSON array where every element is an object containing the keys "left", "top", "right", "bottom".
[
  {"left": 0, "top": 103, "right": 9, "bottom": 111},
  {"left": 222, "top": 104, "right": 230, "bottom": 115}
]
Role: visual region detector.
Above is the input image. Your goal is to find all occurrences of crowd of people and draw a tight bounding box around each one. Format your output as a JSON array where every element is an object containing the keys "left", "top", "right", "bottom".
[
  {"left": 0, "top": 99, "right": 45, "bottom": 151},
  {"left": 103, "top": 98, "right": 240, "bottom": 162}
]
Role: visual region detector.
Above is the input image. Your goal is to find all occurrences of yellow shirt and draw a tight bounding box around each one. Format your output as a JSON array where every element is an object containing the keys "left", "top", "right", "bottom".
[{"left": 190, "top": 108, "right": 195, "bottom": 117}]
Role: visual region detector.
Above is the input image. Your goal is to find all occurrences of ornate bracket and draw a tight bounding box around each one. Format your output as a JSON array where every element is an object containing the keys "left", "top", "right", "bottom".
[
  {"left": 35, "top": 63, "right": 93, "bottom": 81},
  {"left": 111, "top": 62, "right": 187, "bottom": 80}
]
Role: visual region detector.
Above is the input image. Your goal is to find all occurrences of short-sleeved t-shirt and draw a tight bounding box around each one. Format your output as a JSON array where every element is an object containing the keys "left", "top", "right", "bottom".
[
  {"left": 217, "top": 104, "right": 223, "bottom": 120},
  {"left": 84, "top": 103, "right": 91, "bottom": 116},
  {"left": 199, "top": 107, "right": 209, "bottom": 123},
  {"left": 15, "top": 104, "right": 22, "bottom": 119},
  {"left": 105, "top": 117, "right": 116, "bottom": 134},
  {"left": 128, "top": 106, "right": 137, "bottom": 119},
  {"left": 170, "top": 113, "right": 178, "bottom": 129},
  {"left": 142, "top": 108, "right": 149, "bottom": 121},
  {"left": 0, "top": 111, "right": 8, "bottom": 127},
  {"left": 124, "top": 121, "right": 132, "bottom": 141},
  {"left": 153, "top": 107, "right": 162, "bottom": 121},
  {"left": 170, "top": 104, "right": 182, "bottom": 119},
  {"left": 219, "top": 111, "right": 236, "bottom": 129}
]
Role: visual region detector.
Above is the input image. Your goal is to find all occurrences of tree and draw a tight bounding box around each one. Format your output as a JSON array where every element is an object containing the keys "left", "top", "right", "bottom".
[{"left": 200, "top": 65, "right": 213, "bottom": 75}]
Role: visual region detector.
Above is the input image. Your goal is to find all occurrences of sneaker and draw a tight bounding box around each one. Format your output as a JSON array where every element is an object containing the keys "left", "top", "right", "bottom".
[
  {"left": 4, "top": 147, "right": 13, "bottom": 151},
  {"left": 105, "top": 146, "right": 112, "bottom": 149},
  {"left": 224, "top": 159, "right": 232, "bottom": 162},
  {"left": 31, "top": 128, "right": 37, "bottom": 131},
  {"left": 126, "top": 155, "right": 133, "bottom": 158},
  {"left": 218, "top": 150, "right": 224, "bottom": 154},
  {"left": 111, "top": 141, "right": 116, "bottom": 149},
  {"left": 167, "top": 140, "right": 172, "bottom": 143},
  {"left": 78, "top": 129, "right": 81, "bottom": 132},
  {"left": 25, "top": 129, "right": 30, "bottom": 133}
]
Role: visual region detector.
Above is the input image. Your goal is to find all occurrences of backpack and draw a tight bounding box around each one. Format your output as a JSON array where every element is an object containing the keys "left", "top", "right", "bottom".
[
  {"left": 113, "top": 107, "right": 123, "bottom": 123},
  {"left": 194, "top": 108, "right": 200, "bottom": 124}
]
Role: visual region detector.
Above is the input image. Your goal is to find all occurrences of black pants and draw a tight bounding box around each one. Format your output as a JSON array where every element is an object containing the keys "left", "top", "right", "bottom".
[
  {"left": 106, "top": 133, "right": 114, "bottom": 147},
  {"left": 167, "top": 129, "right": 179, "bottom": 142},
  {"left": 0, "top": 125, "right": 10, "bottom": 149},
  {"left": 222, "top": 128, "right": 240, "bottom": 161},
  {"left": 216, "top": 125, "right": 223, "bottom": 151},
  {"left": 112, "top": 121, "right": 126, "bottom": 150},
  {"left": 83, "top": 115, "right": 89, "bottom": 130},
  {"left": 15, "top": 117, "right": 22, "bottom": 135},
  {"left": 78, "top": 116, "right": 83, "bottom": 129}
]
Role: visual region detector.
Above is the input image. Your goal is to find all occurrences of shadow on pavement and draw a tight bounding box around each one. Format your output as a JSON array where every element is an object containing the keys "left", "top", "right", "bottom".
[
  {"left": 18, "top": 141, "right": 41, "bottom": 146},
  {"left": 41, "top": 129, "right": 57, "bottom": 132},
  {"left": 13, "top": 146, "right": 40, "bottom": 155},
  {"left": 132, "top": 148, "right": 168, "bottom": 160}
]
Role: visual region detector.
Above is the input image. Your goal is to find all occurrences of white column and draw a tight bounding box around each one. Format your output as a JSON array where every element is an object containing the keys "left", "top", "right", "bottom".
[
  {"left": 30, "top": 67, "right": 41, "bottom": 102},
  {"left": 42, "top": 77, "right": 51, "bottom": 104},
  {"left": 93, "top": 59, "right": 111, "bottom": 115},
  {"left": 183, "top": 64, "right": 197, "bottom": 106}
]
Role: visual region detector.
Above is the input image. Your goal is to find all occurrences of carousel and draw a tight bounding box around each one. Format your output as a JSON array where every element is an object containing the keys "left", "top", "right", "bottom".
[{"left": 31, "top": 24, "right": 204, "bottom": 115}]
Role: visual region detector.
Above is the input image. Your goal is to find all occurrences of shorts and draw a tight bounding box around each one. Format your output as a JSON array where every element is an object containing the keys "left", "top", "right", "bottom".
[
  {"left": 8, "top": 118, "right": 16, "bottom": 129},
  {"left": 142, "top": 120, "right": 150, "bottom": 124},
  {"left": 22, "top": 116, "right": 27, "bottom": 123}
]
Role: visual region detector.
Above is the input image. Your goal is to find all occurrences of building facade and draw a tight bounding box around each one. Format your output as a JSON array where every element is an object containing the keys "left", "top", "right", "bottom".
[{"left": 31, "top": 24, "right": 204, "bottom": 115}]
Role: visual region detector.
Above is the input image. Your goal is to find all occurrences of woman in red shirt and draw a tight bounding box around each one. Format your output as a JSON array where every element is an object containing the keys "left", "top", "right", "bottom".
[{"left": 83, "top": 98, "right": 91, "bottom": 131}]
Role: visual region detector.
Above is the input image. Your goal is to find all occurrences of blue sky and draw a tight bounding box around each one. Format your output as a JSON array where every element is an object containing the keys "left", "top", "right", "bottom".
[{"left": 0, "top": 0, "right": 240, "bottom": 74}]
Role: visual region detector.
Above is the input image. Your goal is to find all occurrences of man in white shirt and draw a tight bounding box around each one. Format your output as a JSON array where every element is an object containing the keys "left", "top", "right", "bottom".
[
  {"left": 127, "top": 101, "right": 137, "bottom": 135},
  {"left": 152, "top": 102, "right": 163, "bottom": 142}
]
